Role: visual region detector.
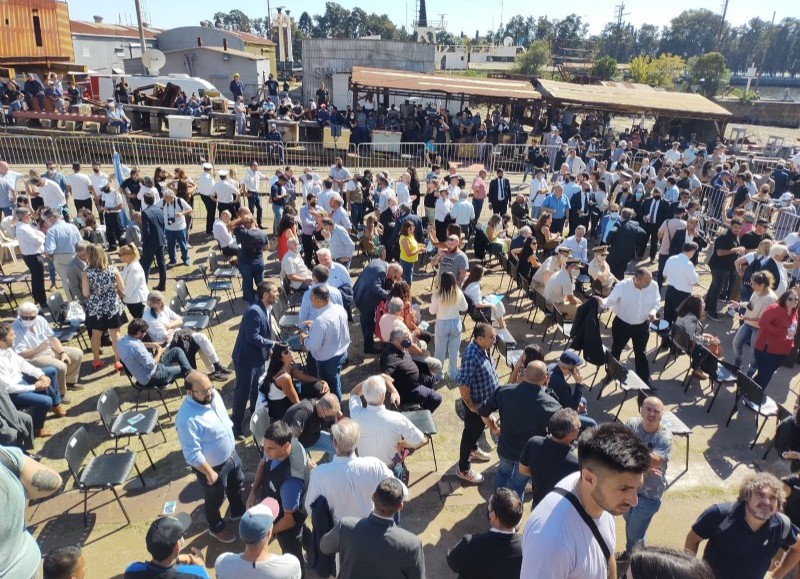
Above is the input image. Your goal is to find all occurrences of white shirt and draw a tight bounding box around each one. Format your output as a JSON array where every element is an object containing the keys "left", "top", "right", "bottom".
[
  {"left": 664, "top": 149, "right": 682, "bottom": 163},
  {"left": 64, "top": 172, "right": 93, "bottom": 201},
  {"left": 600, "top": 278, "right": 660, "bottom": 325},
  {"left": 331, "top": 206, "right": 352, "bottom": 230},
  {"left": 12, "top": 316, "right": 55, "bottom": 357},
  {"left": 281, "top": 251, "right": 312, "bottom": 288},
  {"left": 39, "top": 178, "right": 66, "bottom": 208},
  {"left": 349, "top": 397, "right": 425, "bottom": 464},
  {"left": 561, "top": 236, "right": 588, "bottom": 263},
  {"left": 663, "top": 253, "right": 699, "bottom": 293},
  {"left": 138, "top": 185, "right": 160, "bottom": 209},
  {"left": 197, "top": 172, "right": 215, "bottom": 196},
  {"left": 377, "top": 188, "right": 396, "bottom": 213},
  {"left": 211, "top": 180, "right": 239, "bottom": 204},
  {"left": 15, "top": 221, "right": 45, "bottom": 255},
  {"left": 89, "top": 172, "right": 108, "bottom": 195},
  {"left": 241, "top": 169, "right": 266, "bottom": 192},
  {"left": 120, "top": 261, "right": 148, "bottom": 304},
  {"left": 304, "top": 454, "right": 406, "bottom": 522},
  {"left": 318, "top": 188, "right": 335, "bottom": 213},
  {"left": 521, "top": 472, "right": 615, "bottom": 579},
  {"left": 142, "top": 307, "right": 180, "bottom": 343},
  {"left": 213, "top": 219, "right": 234, "bottom": 248},
  {"left": 215, "top": 552, "right": 301, "bottom": 579},
  {"left": 396, "top": 181, "right": 410, "bottom": 204},
  {"left": 530, "top": 177, "right": 548, "bottom": 206},
  {"left": 434, "top": 196, "right": 452, "bottom": 222},
  {"left": 155, "top": 198, "right": 190, "bottom": 231},
  {"left": 450, "top": 199, "right": 475, "bottom": 225},
  {"left": 0, "top": 346, "right": 44, "bottom": 395},
  {"left": 429, "top": 290, "right": 468, "bottom": 321},
  {"left": 101, "top": 190, "right": 123, "bottom": 213}
]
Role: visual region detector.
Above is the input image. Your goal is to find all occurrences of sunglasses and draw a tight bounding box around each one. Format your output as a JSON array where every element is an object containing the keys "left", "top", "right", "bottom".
[{"left": 19, "top": 315, "right": 36, "bottom": 321}]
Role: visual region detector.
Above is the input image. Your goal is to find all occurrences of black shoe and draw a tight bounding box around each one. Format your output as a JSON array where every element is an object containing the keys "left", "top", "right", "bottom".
[
  {"left": 153, "top": 286, "right": 166, "bottom": 291},
  {"left": 233, "top": 431, "right": 246, "bottom": 442},
  {"left": 209, "top": 370, "right": 230, "bottom": 382},
  {"left": 24, "top": 452, "right": 42, "bottom": 462},
  {"left": 706, "top": 312, "right": 721, "bottom": 321}
]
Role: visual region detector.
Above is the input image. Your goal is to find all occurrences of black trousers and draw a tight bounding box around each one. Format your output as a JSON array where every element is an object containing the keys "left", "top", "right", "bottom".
[
  {"left": 639, "top": 223, "right": 659, "bottom": 259},
  {"left": 73, "top": 197, "right": 93, "bottom": 214},
  {"left": 192, "top": 451, "right": 246, "bottom": 532},
  {"left": 609, "top": 260, "right": 629, "bottom": 281},
  {"left": 218, "top": 201, "right": 236, "bottom": 218},
  {"left": 664, "top": 286, "right": 690, "bottom": 325},
  {"left": 611, "top": 317, "right": 651, "bottom": 385},
  {"left": 551, "top": 217, "right": 566, "bottom": 237},
  {"left": 140, "top": 245, "right": 166, "bottom": 289},
  {"left": 459, "top": 407, "right": 486, "bottom": 472},
  {"left": 277, "top": 521, "right": 306, "bottom": 578},
  {"left": 104, "top": 211, "right": 122, "bottom": 249},
  {"left": 301, "top": 233, "right": 316, "bottom": 269},
  {"left": 200, "top": 195, "right": 216, "bottom": 235},
  {"left": 22, "top": 254, "right": 46, "bottom": 306}
]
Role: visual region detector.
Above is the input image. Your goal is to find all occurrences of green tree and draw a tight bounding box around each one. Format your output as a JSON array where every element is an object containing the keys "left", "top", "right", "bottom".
[
  {"left": 634, "top": 24, "right": 660, "bottom": 58},
  {"left": 553, "top": 14, "right": 588, "bottom": 48},
  {"left": 513, "top": 40, "right": 551, "bottom": 76},
  {"left": 659, "top": 9, "right": 725, "bottom": 59},
  {"left": 313, "top": 2, "right": 350, "bottom": 38},
  {"left": 628, "top": 55, "right": 651, "bottom": 84},
  {"left": 298, "top": 12, "right": 313, "bottom": 36},
  {"left": 347, "top": 7, "right": 368, "bottom": 37},
  {"left": 688, "top": 51, "right": 729, "bottom": 97},
  {"left": 591, "top": 55, "right": 618, "bottom": 80},
  {"left": 627, "top": 54, "right": 686, "bottom": 89},
  {"left": 533, "top": 16, "right": 555, "bottom": 44}
]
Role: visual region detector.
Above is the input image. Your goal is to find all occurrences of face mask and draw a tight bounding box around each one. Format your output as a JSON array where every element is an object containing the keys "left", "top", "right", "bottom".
[
  {"left": 653, "top": 195, "right": 661, "bottom": 201},
  {"left": 309, "top": 201, "right": 316, "bottom": 207},
  {"left": 20, "top": 318, "right": 36, "bottom": 328},
  {"left": 635, "top": 192, "right": 643, "bottom": 199},
  {"left": 401, "top": 338, "right": 413, "bottom": 348},
  {"left": 610, "top": 212, "right": 619, "bottom": 219}
]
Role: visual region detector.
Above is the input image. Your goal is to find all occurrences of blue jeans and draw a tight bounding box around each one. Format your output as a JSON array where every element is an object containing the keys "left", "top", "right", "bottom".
[
  {"left": 401, "top": 260, "right": 414, "bottom": 286},
  {"left": 271, "top": 203, "right": 283, "bottom": 236},
  {"left": 0, "top": 206, "right": 11, "bottom": 217},
  {"left": 434, "top": 317, "right": 462, "bottom": 380},
  {"left": 238, "top": 260, "right": 265, "bottom": 304},
  {"left": 10, "top": 366, "right": 60, "bottom": 430},
  {"left": 732, "top": 323, "right": 758, "bottom": 368},
  {"left": 351, "top": 202, "right": 364, "bottom": 229},
  {"left": 316, "top": 351, "right": 347, "bottom": 399},
  {"left": 165, "top": 228, "right": 189, "bottom": 264},
  {"left": 472, "top": 199, "right": 484, "bottom": 222},
  {"left": 753, "top": 347, "right": 785, "bottom": 391},
  {"left": 495, "top": 455, "right": 529, "bottom": 500},
  {"left": 623, "top": 494, "right": 662, "bottom": 553},
  {"left": 149, "top": 348, "right": 192, "bottom": 387},
  {"left": 306, "top": 430, "right": 336, "bottom": 459}
]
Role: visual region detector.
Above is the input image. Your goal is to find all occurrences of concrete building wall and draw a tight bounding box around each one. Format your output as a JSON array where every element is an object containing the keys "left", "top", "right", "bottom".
[
  {"left": 302, "top": 38, "right": 435, "bottom": 108},
  {"left": 161, "top": 51, "right": 267, "bottom": 100},
  {"left": 719, "top": 99, "right": 800, "bottom": 129},
  {"left": 73, "top": 35, "right": 157, "bottom": 73}
]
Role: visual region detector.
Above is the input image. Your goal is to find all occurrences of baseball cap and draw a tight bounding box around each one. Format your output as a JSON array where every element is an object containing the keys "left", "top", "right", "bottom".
[
  {"left": 560, "top": 349, "right": 585, "bottom": 367},
  {"left": 239, "top": 498, "right": 280, "bottom": 544},
  {"left": 145, "top": 513, "right": 192, "bottom": 560}
]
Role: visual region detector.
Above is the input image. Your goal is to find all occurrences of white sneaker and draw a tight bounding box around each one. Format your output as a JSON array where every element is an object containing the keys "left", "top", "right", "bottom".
[
  {"left": 470, "top": 448, "right": 492, "bottom": 462},
  {"left": 457, "top": 469, "right": 485, "bottom": 484}
]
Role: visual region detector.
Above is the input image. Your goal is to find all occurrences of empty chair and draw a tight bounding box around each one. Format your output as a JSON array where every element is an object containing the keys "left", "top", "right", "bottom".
[
  {"left": 168, "top": 296, "right": 212, "bottom": 338},
  {"left": 65, "top": 425, "right": 145, "bottom": 527},
  {"left": 250, "top": 405, "right": 271, "bottom": 454},
  {"left": 198, "top": 265, "right": 235, "bottom": 313},
  {"left": 46, "top": 291, "right": 88, "bottom": 350},
  {"left": 97, "top": 387, "right": 165, "bottom": 470},
  {"left": 175, "top": 279, "right": 220, "bottom": 323},
  {"left": 120, "top": 361, "right": 176, "bottom": 419},
  {"left": 683, "top": 343, "right": 737, "bottom": 413},
  {"left": 726, "top": 371, "right": 779, "bottom": 449}
]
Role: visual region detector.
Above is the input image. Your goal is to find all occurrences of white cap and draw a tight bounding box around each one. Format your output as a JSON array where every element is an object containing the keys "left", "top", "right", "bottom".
[
  {"left": 97, "top": 178, "right": 109, "bottom": 189},
  {"left": 202, "top": 162, "right": 213, "bottom": 170},
  {"left": 218, "top": 169, "right": 229, "bottom": 177}
]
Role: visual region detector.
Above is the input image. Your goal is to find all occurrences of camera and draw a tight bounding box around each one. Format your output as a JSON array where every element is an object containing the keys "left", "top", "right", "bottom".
[{"left": 167, "top": 217, "right": 175, "bottom": 225}]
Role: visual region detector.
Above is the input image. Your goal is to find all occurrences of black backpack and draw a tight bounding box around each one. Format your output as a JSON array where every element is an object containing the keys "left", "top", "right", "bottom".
[{"left": 713, "top": 501, "right": 792, "bottom": 541}]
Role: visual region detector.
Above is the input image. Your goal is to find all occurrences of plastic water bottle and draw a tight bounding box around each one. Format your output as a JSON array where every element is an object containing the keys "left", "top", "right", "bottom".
[{"left": 788, "top": 320, "right": 798, "bottom": 341}]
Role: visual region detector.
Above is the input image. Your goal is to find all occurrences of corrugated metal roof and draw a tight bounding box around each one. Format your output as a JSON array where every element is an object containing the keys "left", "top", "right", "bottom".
[
  {"left": 351, "top": 66, "right": 540, "bottom": 100},
  {"left": 536, "top": 78, "right": 731, "bottom": 120},
  {"left": 163, "top": 46, "right": 261, "bottom": 61},
  {"left": 70, "top": 20, "right": 160, "bottom": 39},
  {"left": 226, "top": 30, "right": 275, "bottom": 46}
]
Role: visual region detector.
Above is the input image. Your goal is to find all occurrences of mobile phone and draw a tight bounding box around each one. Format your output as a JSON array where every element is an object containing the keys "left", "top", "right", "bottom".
[{"left": 163, "top": 501, "right": 177, "bottom": 515}]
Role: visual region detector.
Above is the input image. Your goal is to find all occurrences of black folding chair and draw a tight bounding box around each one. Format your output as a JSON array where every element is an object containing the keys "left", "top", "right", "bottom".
[
  {"left": 682, "top": 343, "right": 737, "bottom": 413},
  {"left": 169, "top": 296, "right": 212, "bottom": 338},
  {"left": 250, "top": 405, "right": 271, "bottom": 455},
  {"left": 198, "top": 265, "right": 235, "bottom": 313},
  {"left": 65, "top": 426, "right": 145, "bottom": 527},
  {"left": 97, "top": 387, "right": 165, "bottom": 470},
  {"left": 725, "top": 371, "right": 779, "bottom": 449},
  {"left": 401, "top": 408, "right": 438, "bottom": 472},
  {"left": 120, "top": 361, "right": 177, "bottom": 419},
  {"left": 596, "top": 351, "right": 651, "bottom": 422},
  {"left": 761, "top": 404, "right": 795, "bottom": 460},
  {"left": 175, "top": 279, "right": 221, "bottom": 324},
  {"left": 46, "top": 291, "right": 89, "bottom": 351}
]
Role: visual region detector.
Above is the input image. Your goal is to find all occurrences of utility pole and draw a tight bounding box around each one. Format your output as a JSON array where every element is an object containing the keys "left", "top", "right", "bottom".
[
  {"left": 613, "top": 3, "right": 629, "bottom": 60},
  {"left": 715, "top": 0, "right": 729, "bottom": 52},
  {"left": 755, "top": 11, "right": 776, "bottom": 92},
  {"left": 133, "top": 0, "right": 147, "bottom": 55}
]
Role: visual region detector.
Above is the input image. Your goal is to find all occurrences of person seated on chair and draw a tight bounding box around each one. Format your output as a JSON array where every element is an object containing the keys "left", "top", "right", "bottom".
[
  {"left": 462, "top": 264, "right": 507, "bottom": 328},
  {"left": 588, "top": 245, "right": 617, "bottom": 297},
  {"left": 674, "top": 294, "right": 722, "bottom": 380},
  {"left": 141, "top": 291, "right": 233, "bottom": 382},
  {"left": 532, "top": 246, "right": 570, "bottom": 292},
  {"left": 510, "top": 194, "right": 532, "bottom": 226},
  {"left": 213, "top": 210, "right": 239, "bottom": 258},
  {"left": 257, "top": 342, "right": 330, "bottom": 422},
  {"left": 118, "top": 319, "right": 193, "bottom": 388},
  {"left": 543, "top": 257, "right": 582, "bottom": 320},
  {"left": 380, "top": 326, "right": 442, "bottom": 413},
  {"left": 378, "top": 298, "right": 443, "bottom": 377},
  {"left": 509, "top": 225, "right": 533, "bottom": 255},
  {"left": 546, "top": 349, "right": 597, "bottom": 430},
  {"left": 280, "top": 237, "right": 313, "bottom": 292}
]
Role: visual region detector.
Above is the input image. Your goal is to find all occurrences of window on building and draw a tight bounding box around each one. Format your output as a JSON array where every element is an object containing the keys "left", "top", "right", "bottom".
[{"left": 32, "top": 9, "right": 42, "bottom": 47}]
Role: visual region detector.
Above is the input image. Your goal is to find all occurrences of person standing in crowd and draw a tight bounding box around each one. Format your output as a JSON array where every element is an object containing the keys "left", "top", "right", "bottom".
[
  {"left": 65, "top": 241, "right": 89, "bottom": 307},
  {"left": 139, "top": 192, "right": 167, "bottom": 291},
  {"left": 118, "top": 243, "right": 148, "bottom": 319},
  {"left": 622, "top": 396, "right": 672, "bottom": 556},
  {"left": 606, "top": 208, "right": 646, "bottom": 281},
  {"left": 639, "top": 188, "right": 671, "bottom": 263},
  {"left": 234, "top": 214, "right": 269, "bottom": 304},
  {"left": 176, "top": 371, "right": 245, "bottom": 544},
  {"left": 241, "top": 161, "right": 267, "bottom": 231},
  {"left": 541, "top": 184, "right": 571, "bottom": 237},
  {"left": 14, "top": 207, "right": 47, "bottom": 307},
  {"left": 124, "top": 513, "right": 208, "bottom": 578},
  {"left": 446, "top": 487, "right": 523, "bottom": 579},
  {"left": 212, "top": 170, "right": 240, "bottom": 217},
  {"left": 521, "top": 423, "right": 650, "bottom": 579},
  {"left": 478, "top": 359, "right": 562, "bottom": 498},
  {"left": 64, "top": 163, "right": 93, "bottom": 214},
  {"left": 705, "top": 219, "right": 744, "bottom": 321},
  {"left": 430, "top": 271, "right": 468, "bottom": 381},
  {"left": 197, "top": 163, "right": 216, "bottom": 235},
  {"left": 231, "top": 281, "right": 278, "bottom": 440},
  {"left": 730, "top": 271, "right": 777, "bottom": 370},
  {"left": 456, "top": 323, "right": 500, "bottom": 484},
  {"left": 655, "top": 205, "right": 687, "bottom": 287},
  {"left": 662, "top": 242, "right": 700, "bottom": 324},
  {"left": 488, "top": 168, "right": 512, "bottom": 216},
  {"left": 155, "top": 189, "right": 192, "bottom": 267},
  {"left": 98, "top": 179, "right": 124, "bottom": 251},
  {"left": 320, "top": 217, "right": 354, "bottom": 269},
  {"left": 518, "top": 408, "right": 581, "bottom": 505},
  {"left": 303, "top": 285, "right": 349, "bottom": 400},
  {"left": 353, "top": 260, "right": 402, "bottom": 355},
  {"left": 437, "top": 233, "right": 470, "bottom": 283},
  {"left": 685, "top": 473, "right": 800, "bottom": 579},
  {"left": 751, "top": 290, "right": 799, "bottom": 390},
  {"left": 471, "top": 169, "right": 487, "bottom": 220},
  {"left": 82, "top": 243, "right": 125, "bottom": 371},
  {"left": 248, "top": 421, "right": 310, "bottom": 576},
  {"left": 43, "top": 207, "right": 81, "bottom": 300},
  {"left": 597, "top": 268, "right": 660, "bottom": 385},
  {"left": 320, "top": 478, "right": 425, "bottom": 579}
]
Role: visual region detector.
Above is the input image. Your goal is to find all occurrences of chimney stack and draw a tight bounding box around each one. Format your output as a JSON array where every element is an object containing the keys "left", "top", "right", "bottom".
[
  {"left": 418, "top": 0, "right": 427, "bottom": 27},
  {"left": 93, "top": 15, "right": 103, "bottom": 23},
  {"left": 223, "top": 38, "right": 228, "bottom": 51}
]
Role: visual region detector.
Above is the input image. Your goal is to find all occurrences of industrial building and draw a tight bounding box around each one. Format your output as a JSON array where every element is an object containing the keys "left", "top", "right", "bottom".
[{"left": 70, "top": 16, "right": 159, "bottom": 74}]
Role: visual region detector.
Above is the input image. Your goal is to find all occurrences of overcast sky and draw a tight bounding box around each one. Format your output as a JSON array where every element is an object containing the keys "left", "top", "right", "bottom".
[{"left": 68, "top": 0, "right": 787, "bottom": 37}]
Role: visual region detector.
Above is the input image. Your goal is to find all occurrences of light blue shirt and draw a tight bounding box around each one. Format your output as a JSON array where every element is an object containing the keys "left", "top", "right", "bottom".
[
  {"left": 44, "top": 221, "right": 81, "bottom": 256},
  {"left": 328, "top": 225, "right": 355, "bottom": 261},
  {"left": 542, "top": 193, "right": 571, "bottom": 219},
  {"left": 664, "top": 185, "right": 680, "bottom": 203},
  {"left": 326, "top": 262, "right": 352, "bottom": 290},
  {"left": 0, "top": 175, "right": 13, "bottom": 208},
  {"left": 305, "top": 303, "right": 349, "bottom": 362},
  {"left": 300, "top": 204, "right": 317, "bottom": 236},
  {"left": 175, "top": 391, "right": 235, "bottom": 468},
  {"left": 118, "top": 335, "right": 156, "bottom": 385},
  {"left": 562, "top": 182, "right": 581, "bottom": 199},
  {"left": 299, "top": 283, "right": 343, "bottom": 329}
]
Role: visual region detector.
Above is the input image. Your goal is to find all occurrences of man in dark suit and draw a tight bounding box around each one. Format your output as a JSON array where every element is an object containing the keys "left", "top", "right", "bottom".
[
  {"left": 607, "top": 208, "right": 646, "bottom": 280},
  {"left": 446, "top": 488, "right": 523, "bottom": 579},
  {"left": 231, "top": 281, "right": 279, "bottom": 439},
  {"left": 568, "top": 185, "right": 591, "bottom": 236},
  {"left": 639, "top": 188, "right": 671, "bottom": 261},
  {"left": 669, "top": 216, "right": 708, "bottom": 265},
  {"left": 320, "top": 478, "right": 425, "bottom": 579},
  {"left": 488, "top": 168, "right": 512, "bottom": 216},
  {"left": 139, "top": 191, "right": 167, "bottom": 290},
  {"left": 352, "top": 260, "right": 402, "bottom": 354}
]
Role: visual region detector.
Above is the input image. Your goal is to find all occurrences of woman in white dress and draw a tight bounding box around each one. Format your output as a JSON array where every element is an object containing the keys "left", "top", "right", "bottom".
[
  {"left": 462, "top": 264, "right": 506, "bottom": 328},
  {"left": 118, "top": 243, "right": 148, "bottom": 319}
]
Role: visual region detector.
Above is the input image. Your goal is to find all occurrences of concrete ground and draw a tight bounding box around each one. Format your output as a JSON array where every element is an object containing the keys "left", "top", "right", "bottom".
[{"left": 4, "top": 164, "right": 798, "bottom": 578}]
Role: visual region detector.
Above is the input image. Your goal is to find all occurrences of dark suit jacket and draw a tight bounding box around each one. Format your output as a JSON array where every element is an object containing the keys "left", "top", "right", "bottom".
[
  {"left": 488, "top": 177, "right": 511, "bottom": 208},
  {"left": 352, "top": 260, "right": 390, "bottom": 315},
  {"left": 447, "top": 530, "right": 522, "bottom": 579},
  {"left": 140, "top": 205, "right": 166, "bottom": 249},
  {"left": 568, "top": 190, "right": 590, "bottom": 223},
  {"left": 231, "top": 300, "right": 275, "bottom": 368},
  {"left": 640, "top": 198, "right": 671, "bottom": 229},
  {"left": 669, "top": 228, "right": 708, "bottom": 264},
  {"left": 320, "top": 513, "right": 425, "bottom": 579},
  {"left": 387, "top": 212, "right": 424, "bottom": 254},
  {"left": 607, "top": 219, "right": 646, "bottom": 265}
]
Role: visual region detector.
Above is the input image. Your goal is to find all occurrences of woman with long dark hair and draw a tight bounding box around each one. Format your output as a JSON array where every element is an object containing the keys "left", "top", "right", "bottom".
[
  {"left": 429, "top": 271, "right": 468, "bottom": 381},
  {"left": 462, "top": 264, "right": 506, "bottom": 328},
  {"left": 628, "top": 545, "right": 714, "bottom": 579},
  {"left": 259, "top": 343, "right": 326, "bottom": 421},
  {"left": 408, "top": 166, "right": 421, "bottom": 215},
  {"left": 752, "top": 289, "right": 799, "bottom": 390},
  {"left": 276, "top": 212, "right": 297, "bottom": 262}
]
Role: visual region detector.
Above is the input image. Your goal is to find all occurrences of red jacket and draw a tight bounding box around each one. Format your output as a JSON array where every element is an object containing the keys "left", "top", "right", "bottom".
[{"left": 754, "top": 304, "right": 798, "bottom": 355}]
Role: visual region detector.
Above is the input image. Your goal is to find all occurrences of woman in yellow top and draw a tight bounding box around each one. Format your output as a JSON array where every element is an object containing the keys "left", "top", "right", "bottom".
[
  {"left": 399, "top": 221, "right": 426, "bottom": 286},
  {"left": 486, "top": 214, "right": 510, "bottom": 253}
]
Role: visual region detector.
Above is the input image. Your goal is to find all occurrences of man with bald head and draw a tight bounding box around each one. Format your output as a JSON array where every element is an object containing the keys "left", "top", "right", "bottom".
[
  {"left": 478, "top": 359, "right": 562, "bottom": 498},
  {"left": 622, "top": 396, "right": 672, "bottom": 556}
]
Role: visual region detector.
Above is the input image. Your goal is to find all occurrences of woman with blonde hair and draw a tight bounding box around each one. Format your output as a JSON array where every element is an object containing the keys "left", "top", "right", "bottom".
[
  {"left": 429, "top": 271, "right": 468, "bottom": 381},
  {"left": 118, "top": 243, "right": 148, "bottom": 318},
  {"left": 486, "top": 214, "right": 510, "bottom": 253},
  {"left": 81, "top": 243, "right": 125, "bottom": 370}
]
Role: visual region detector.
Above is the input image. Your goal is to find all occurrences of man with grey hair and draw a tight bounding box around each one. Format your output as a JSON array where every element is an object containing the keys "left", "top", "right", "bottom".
[
  {"left": 303, "top": 285, "right": 349, "bottom": 399},
  {"left": 304, "top": 417, "right": 406, "bottom": 522},
  {"left": 450, "top": 189, "right": 475, "bottom": 240},
  {"left": 349, "top": 375, "right": 427, "bottom": 477},
  {"left": 380, "top": 325, "right": 441, "bottom": 413},
  {"left": 14, "top": 207, "right": 47, "bottom": 307},
  {"left": 43, "top": 207, "right": 81, "bottom": 300},
  {"left": 65, "top": 240, "right": 90, "bottom": 306},
  {"left": 378, "top": 299, "right": 442, "bottom": 377},
  {"left": 329, "top": 194, "right": 352, "bottom": 231},
  {"left": 281, "top": 237, "right": 313, "bottom": 291}
]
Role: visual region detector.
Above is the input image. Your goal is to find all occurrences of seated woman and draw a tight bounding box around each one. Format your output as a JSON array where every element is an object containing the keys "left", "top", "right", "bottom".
[
  {"left": 510, "top": 236, "right": 540, "bottom": 282},
  {"left": 258, "top": 342, "right": 328, "bottom": 421},
  {"left": 75, "top": 208, "right": 98, "bottom": 243},
  {"left": 509, "top": 345, "right": 545, "bottom": 384},
  {"left": 360, "top": 213, "right": 385, "bottom": 260},
  {"left": 141, "top": 291, "right": 233, "bottom": 381},
  {"left": 462, "top": 264, "right": 506, "bottom": 328},
  {"left": 674, "top": 294, "right": 722, "bottom": 379},
  {"left": 486, "top": 214, "right": 510, "bottom": 253},
  {"left": 388, "top": 281, "right": 433, "bottom": 345},
  {"left": 534, "top": 212, "right": 561, "bottom": 253}
]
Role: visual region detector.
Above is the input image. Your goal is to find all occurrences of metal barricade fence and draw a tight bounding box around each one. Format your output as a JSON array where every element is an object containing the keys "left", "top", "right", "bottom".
[
  {"left": 0, "top": 135, "right": 58, "bottom": 166},
  {"left": 53, "top": 135, "right": 138, "bottom": 167},
  {"left": 132, "top": 136, "right": 210, "bottom": 168},
  {"left": 355, "top": 142, "right": 427, "bottom": 171}
]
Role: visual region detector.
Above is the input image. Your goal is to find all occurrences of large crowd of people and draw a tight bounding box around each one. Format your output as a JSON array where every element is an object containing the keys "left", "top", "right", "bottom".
[{"left": 1, "top": 113, "right": 800, "bottom": 579}]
